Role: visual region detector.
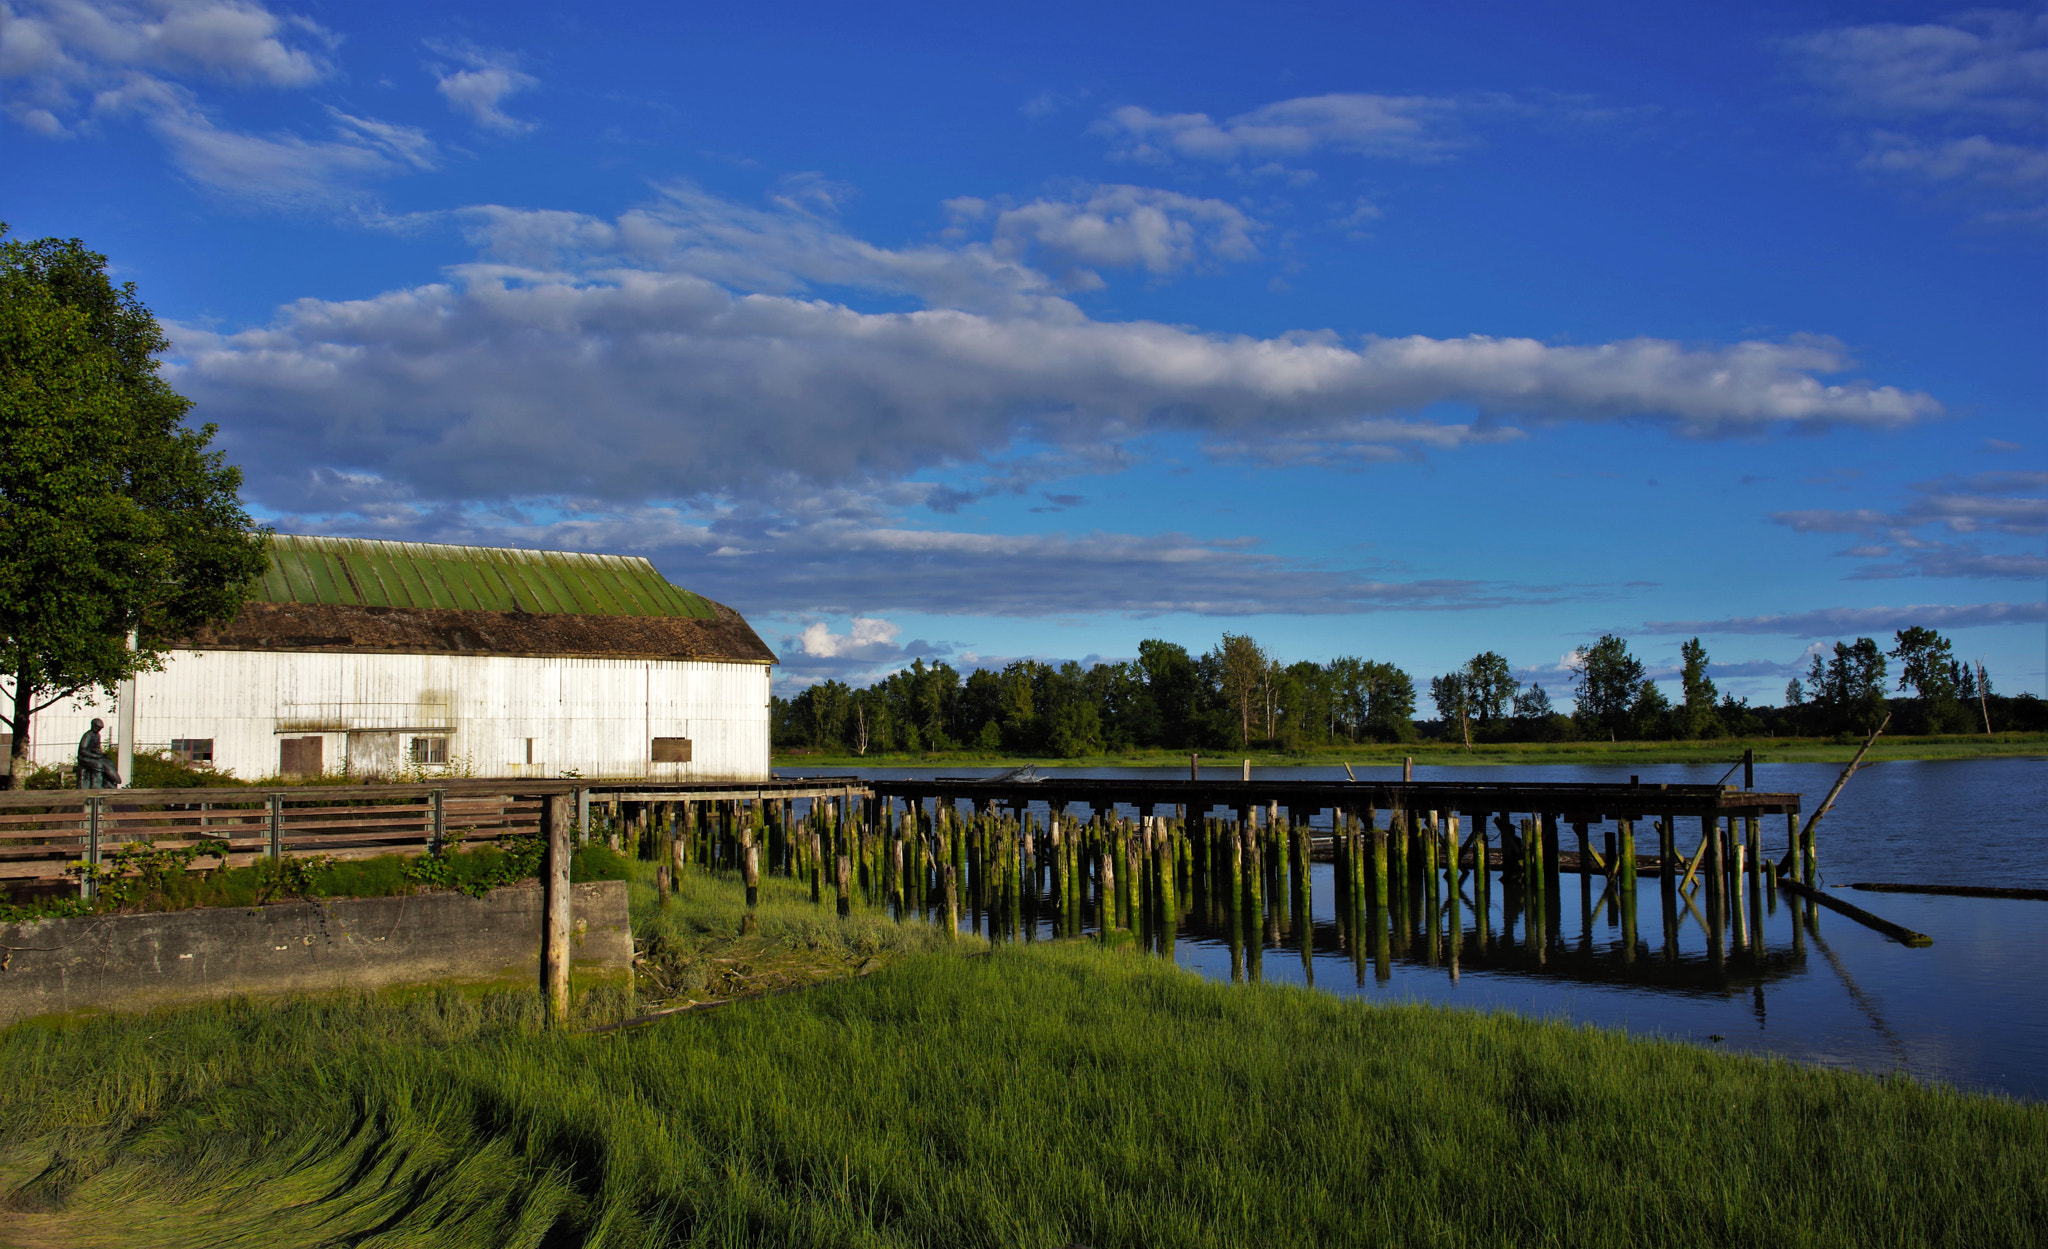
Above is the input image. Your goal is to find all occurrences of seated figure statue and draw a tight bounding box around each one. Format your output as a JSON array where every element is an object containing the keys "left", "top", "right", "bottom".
[{"left": 77, "top": 718, "right": 122, "bottom": 789}]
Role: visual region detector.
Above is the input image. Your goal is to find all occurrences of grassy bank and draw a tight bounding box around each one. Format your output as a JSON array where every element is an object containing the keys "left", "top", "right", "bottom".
[
  {"left": 776, "top": 731, "right": 2048, "bottom": 771},
  {"left": 628, "top": 866, "right": 970, "bottom": 1008},
  {"left": 2, "top": 893, "right": 2041, "bottom": 1247}
]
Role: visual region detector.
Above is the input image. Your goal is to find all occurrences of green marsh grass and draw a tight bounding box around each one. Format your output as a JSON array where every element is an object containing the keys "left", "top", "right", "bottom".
[
  {"left": 3, "top": 920, "right": 2041, "bottom": 1247},
  {"left": 629, "top": 866, "right": 971, "bottom": 1005}
]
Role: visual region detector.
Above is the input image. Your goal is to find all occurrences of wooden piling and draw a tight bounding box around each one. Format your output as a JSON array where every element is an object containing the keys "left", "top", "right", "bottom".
[
  {"left": 541, "top": 792, "right": 573, "bottom": 1030},
  {"left": 1098, "top": 846, "right": 1116, "bottom": 937},
  {"left": 835, "top": 852, "right": 851, "bottom": 918},
  {"left": 740, "top": 824, "right": 760, "bottom": 932}
]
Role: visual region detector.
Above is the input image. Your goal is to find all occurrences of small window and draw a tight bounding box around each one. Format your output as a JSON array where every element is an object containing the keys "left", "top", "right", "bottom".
[
  {"left": 171, "top": 738, "right": 214, "bottom": 764},
  {"left": 652, "top": 737, "right": 692, "bottom": 763},
  {"left": 410, "top": 736, "right": 448, "bottom": 765},
  {"left": 524, "top": 738, "right": 535, "bottom": 765}
]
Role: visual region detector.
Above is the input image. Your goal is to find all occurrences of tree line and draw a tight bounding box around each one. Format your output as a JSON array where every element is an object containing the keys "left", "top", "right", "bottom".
[{"left": 772, "top": 626, "right": 2043, "bottom": 756}]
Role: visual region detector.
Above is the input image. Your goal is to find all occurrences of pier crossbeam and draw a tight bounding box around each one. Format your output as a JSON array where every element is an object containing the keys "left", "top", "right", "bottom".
[{"left": 869, "top": 778, "right": 1800, "bottom": 819}]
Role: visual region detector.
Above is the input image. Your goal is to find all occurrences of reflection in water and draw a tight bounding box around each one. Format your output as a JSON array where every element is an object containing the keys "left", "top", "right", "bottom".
[
  {"left": 911, "top": 807, "right": 1823, "bottom": 1002},
  {"left": 779, "top": 762, "right": 2048, "bottom": 1100}
]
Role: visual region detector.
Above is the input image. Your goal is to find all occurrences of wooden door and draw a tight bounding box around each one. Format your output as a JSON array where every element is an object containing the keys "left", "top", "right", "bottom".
[{"left": 280, "top": 736, "right": 324, "bottom": 777}]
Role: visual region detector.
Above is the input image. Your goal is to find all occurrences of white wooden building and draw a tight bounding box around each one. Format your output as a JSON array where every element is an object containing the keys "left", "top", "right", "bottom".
[{"left": 23, "top": 536, "right": 777, "bottom": 783}]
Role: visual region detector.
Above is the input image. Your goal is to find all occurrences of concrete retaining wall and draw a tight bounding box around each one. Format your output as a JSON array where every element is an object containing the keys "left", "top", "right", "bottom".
[{"left": 0, "top": 880, "right": 629, "bottom": 1027}]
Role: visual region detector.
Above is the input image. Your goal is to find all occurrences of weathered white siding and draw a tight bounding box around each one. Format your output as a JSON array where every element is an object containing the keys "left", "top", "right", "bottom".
[{"left": 26, "top": 650, "right": 772, "bottom": 782}]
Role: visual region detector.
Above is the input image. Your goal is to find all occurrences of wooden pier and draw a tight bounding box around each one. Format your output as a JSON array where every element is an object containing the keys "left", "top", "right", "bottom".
[{"left": 6, "top": 770, "right": 1844, "bottom": 1025}]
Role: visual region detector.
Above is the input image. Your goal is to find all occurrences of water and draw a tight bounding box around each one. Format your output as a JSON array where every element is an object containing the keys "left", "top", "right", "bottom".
[{"left": 778, "top": 758, "right": 2048, "bottom": 1100}]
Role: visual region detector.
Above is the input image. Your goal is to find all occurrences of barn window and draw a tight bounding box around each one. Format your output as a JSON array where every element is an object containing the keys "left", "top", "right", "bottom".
[
  {"left": 171, "top": 738, "right": 214, "bottom": 764},
  {"left": 651, "top": 737, "right": 692, "bottom": 763},
  {"left": 525, "top": 738, "right": 535, "bottom": 764},
  {"left": 410, "top": 736, "right": 448, "bottom": 765}
]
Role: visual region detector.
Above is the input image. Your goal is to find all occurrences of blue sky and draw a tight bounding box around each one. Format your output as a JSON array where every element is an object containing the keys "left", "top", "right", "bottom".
[{"left": 6, "top": 0, "right": 2044, "bottom": 702}]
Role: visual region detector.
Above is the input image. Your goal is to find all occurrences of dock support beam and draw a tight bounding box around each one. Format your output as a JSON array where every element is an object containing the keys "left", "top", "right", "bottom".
[{"left": 542, "top": 792, "right": 572, "bottom": 1029}]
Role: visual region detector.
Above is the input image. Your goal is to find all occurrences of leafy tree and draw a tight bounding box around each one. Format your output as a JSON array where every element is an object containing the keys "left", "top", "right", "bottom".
[
  {"left": 1513, "top": 682, "right": 1553, "bottom": 719},
  {"left": 1630, "top": 679, "right": 1673, "bottom": 739},
  {"left": 1678, "top": 637, "right": 1721, "bottom": 739},
  {"left": 958, "top": 667, "right": 1004, "bottom": 743},
  {"left": 1326, "top": 656, "right": 1367, "bottom": 742},
  {"left": 1889, "top": 626, "right": 1963, "bottom": 733},
  {"left": 1718, "top": 692, "right": 1759, "bottom": 737},
  {"left": 1569, "top": 634, "right": 1644, "bottom": 741},
  {"left": 2, "top": 227, "right": 270, "bottom": 788},
  {"left": 1215, "top": 633, "right": 1266, "bottom": 748},
  {"left": 1360, "top": 661, "right": 1416, "bottom": 742},
  {"left": 1136, "top": 639, "right": 1199, "bottom": 747},
  {"left": 1046, "top": 661, "right": 1103, "bottom": 757},
  {"left": 1804, "top": 638, "right": 1889, "bottom": 735},
  {"left": 1429, "top": 670, "right": 1472, "bottom": 748},
  {"left": 1463, "top": 651, "right": 1516, "bottom": 725}
]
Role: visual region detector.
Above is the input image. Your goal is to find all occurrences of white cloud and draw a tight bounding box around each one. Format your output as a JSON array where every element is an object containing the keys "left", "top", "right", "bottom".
[
  {"left": 1787, "top": 11, "right": 2047, "bottom": 220},
  {"left": 1203, "top": 416, "right": 1527, "bottom": 468},
  {"left": 1643, "top": 602, "right": 2047, "bottom": 637},
  {"left": 1774, "top": 471, "right": 2046, "bottom": 536},
  {"left": 445, "top": 183, "right": 1077, "bottom": 319},
  {"left": 797, "top": 616, "right": 903, "bottom": 659},
  {"left": 1094, "top": 93, "right": 1468, "bottom": 165},
  {"left": 426, "top": 40, "right": 536, "bottom": 134},
  {"left": 249, "top": 485, "right": 1581, "bottom": 620},
  {"left": 3, "top": 0, "right": 435, "bottom": 206},
  {"left": 1859, "top": 131, "right": 2048, "bottom": 185},
  {"left": 1771, "top": 472, "right": 2046, "bottom": 583},
  {"left": 168, "top": 189, "right": 1942, "bottom": 513},
  {"left": 949, "top": 184, "right": 1261, "bottom": 282},
  {"left": 1790, "top": 11, "right": 2047, "bottom": 120},
  {"left": 106, "top": 79, "right": 436, "bottom": 204},
  {"left": 1, "top": 0, "right": 332, "bottom": 131}
]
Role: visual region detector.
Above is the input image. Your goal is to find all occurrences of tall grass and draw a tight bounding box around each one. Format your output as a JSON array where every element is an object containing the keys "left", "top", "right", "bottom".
[
  {"left": 629, "top": 867, "right": 970, "bottom": 1005},
  {"left": 3, "top": 931, "right": 2040, "bottom": 1247}
]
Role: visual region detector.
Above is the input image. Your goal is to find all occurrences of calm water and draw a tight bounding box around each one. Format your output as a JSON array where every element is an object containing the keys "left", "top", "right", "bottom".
[{"left": 780, "top": 759, "right": 2048, "bottom": 1100}]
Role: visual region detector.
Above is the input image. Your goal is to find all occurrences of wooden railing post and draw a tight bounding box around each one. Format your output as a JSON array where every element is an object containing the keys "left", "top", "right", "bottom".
[
  {"left": 267, "top": 793, "right": 283, "bottom": 860},
  {"left": 542, "top": 792, "right": 573, "bottom": 1029},
  {"left": 83, "top": 796, "right": 102, "bottom": 901},
  {"left": 430, "top": 788, "right": 446, "bottom": 854}
]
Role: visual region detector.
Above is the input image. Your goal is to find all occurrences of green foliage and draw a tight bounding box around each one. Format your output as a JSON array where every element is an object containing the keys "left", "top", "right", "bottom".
[
  {"left": 1571, "top": 633, "right": 1645, "bottom": 740},
  {"left": 0, "top": 942, "right": 2039, "bottom": 1247},
  {"left": 775, "top": 621, "right": 2002, "bottom": 758},
  {"left": 0, "top": 225, "right": 271, "bottom": 787},
  {"left": 1891, "top": 626, "right": 1965, "bottom": 733},
  {"left": 1803, "top": 637, "right": 1890, "bottom": 735},
  {"left": 569, "top": 841, "right": 632, "bottom": 882},
  {"left": 128, "top": 747, "right": 242, "bottom": 790},
  {"left": 1630, "top": 677, "right": 1674, "bottom": 740},
  {"left": 404, "top": 829, "right": 545, "bottom": 898},
  {"left": 1678, "top": 637, "right": 1721, "bottom": 740},
  {"left": 69, "top": 837, "right": 232, "bottom": 910}
]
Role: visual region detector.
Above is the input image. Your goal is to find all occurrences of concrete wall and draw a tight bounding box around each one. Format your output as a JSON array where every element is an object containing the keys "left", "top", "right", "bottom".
[
  {"left": 29, "top": 650, "right": 773, "bottom": 782},
  {"left": 0, "top": 880, "right": 629, "bottom": 1028}
]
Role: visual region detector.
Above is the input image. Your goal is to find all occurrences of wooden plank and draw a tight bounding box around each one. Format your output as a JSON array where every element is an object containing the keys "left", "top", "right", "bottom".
[{"left": 1777, "top": 875, "right": 1933, "bottom": 947}]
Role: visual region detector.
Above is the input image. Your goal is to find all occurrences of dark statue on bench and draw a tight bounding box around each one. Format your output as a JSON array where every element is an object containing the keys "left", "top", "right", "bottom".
[{"left": 77, "top": 718, "right": 122, "bottom": 789}]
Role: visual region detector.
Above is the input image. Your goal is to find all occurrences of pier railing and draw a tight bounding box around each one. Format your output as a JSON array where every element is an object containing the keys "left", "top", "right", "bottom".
[{"left": 0, "top": 777, "right": 869, "bottom": 884}]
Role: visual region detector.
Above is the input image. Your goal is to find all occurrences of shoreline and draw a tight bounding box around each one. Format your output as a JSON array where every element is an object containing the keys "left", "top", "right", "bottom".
[{"left": 774, "top": 732, "right": 2048, "bottom": 771}]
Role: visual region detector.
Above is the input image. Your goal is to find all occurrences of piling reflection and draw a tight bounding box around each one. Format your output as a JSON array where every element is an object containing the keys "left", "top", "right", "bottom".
[{"left": 791, "top": 797, "right": 1823, "bottom": 1007}]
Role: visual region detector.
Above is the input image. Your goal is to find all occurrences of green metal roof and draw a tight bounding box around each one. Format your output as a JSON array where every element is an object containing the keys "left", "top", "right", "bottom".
[{"left": 256, "top": 535, "right": 718, "bottom": 618}]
